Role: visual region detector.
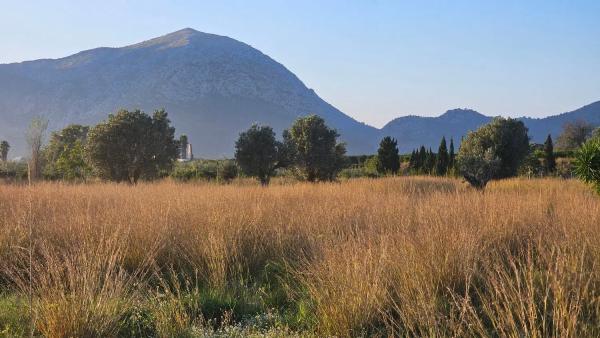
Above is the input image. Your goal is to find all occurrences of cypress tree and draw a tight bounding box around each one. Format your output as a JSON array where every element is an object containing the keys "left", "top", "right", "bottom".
[
  {"left": 409, "top": 150, "right": 416, "bottom": 170},
  {"left": 544, "top": 134, "right": 556, "bottom": 174},
  {"left": 425, "top": 147, "right": 435, "bottom": 174},
  {"left": 376, "top": 136, "right": 400, "bottom": 174},
  {"left": 418, "top": 146, "right": 427, "bottom": 172},
  {"left": 436, "top": 136, "right": 449, "bottom": 175},
  {"left": 449, "top": 138, "right": 455, "bottom": 169},
  {"left": 179, "top": 134, "right": 188, "bottom": 159}
]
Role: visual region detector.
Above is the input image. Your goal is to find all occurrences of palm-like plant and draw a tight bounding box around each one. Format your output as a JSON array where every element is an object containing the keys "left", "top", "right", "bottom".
[{"left": 573, "top": 138, "right": 600, "bottom": 194}]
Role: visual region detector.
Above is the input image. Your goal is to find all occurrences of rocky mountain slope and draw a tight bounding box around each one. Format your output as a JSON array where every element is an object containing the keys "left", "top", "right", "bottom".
[
  {"left": 0, "top": 29, "right": 598, "bottom": 157},
  {"left": 0, "top": 28, "right": 378, "bottom": 157}
]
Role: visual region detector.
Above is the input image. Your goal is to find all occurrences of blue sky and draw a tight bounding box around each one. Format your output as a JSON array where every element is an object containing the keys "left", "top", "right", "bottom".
[{"left": 1, "top": 1, "right": 599, "bottom": 127}]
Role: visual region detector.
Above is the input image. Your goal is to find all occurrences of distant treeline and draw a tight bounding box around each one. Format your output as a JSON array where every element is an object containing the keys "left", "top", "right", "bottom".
[{"left": 1, "top": 110, "right": 599, "bottom": 192}]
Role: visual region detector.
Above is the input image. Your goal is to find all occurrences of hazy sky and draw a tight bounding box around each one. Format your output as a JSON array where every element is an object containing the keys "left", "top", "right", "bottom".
[{"left": 1, "top": 1, "right": 599, "bottom": 127}]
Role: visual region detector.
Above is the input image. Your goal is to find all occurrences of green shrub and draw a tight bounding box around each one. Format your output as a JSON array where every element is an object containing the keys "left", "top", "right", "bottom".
[
  {"left": 219, "top": 160, "right": 238, "bottom": 182},
  {"left": 171, "top": 160, "right": 238, "bottom": 182},
  {"left": 170, "top": 162, "right": 200, "bottom": 181},
  {"left": 0, "top": 161, "right": 28, "bottom": 181}
]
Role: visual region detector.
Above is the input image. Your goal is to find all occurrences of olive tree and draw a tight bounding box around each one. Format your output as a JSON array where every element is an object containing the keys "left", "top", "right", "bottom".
[
  {"left": 284, "top": 115, "right": 347, "bottom": 182},
  {"left": 458, "top": 117, "right": 529, "bottom": 179},
  {"left": 457, "top": 148, "right": 501, "bottom": 190},
  {"left": 235, "top": 124, "right": 286, "bottom": 185},
  {"left": 457, "top": 117, "right": 529, "bottom": 189},
  {"left": 86, "top": 109, "right": 178, "bottom": 184}
]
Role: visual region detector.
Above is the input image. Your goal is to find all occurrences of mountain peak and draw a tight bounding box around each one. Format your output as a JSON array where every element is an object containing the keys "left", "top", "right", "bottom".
[
  {"left": 0, "top": 28, "right": 377, "bottom": 157},
  {"left": 128, "top": 27, "right": 207, "bottom": 49},
  {"left": 439, "top": 108, "right": 485, "bottom": 119}
]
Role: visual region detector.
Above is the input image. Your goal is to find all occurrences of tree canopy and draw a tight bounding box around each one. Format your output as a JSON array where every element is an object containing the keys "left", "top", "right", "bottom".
[
  {"left": 449, "top": 138, "right": 455, "bottom": 170},
  {"left": 235, "top": 124, "right": 285, "bottom": 185},
  {"left": 44, "top": 124, "right": 90, "bottom": 180},
  {"left": 284, "top": 115, "right": 346, "bottom": 182},
  {"left": 179, "top": 134, "right": 189, "bottom": 159},
  {"left": 543, "top": 134, "right": 556, "bottom": 174},
  {"left": 376, "top": 136, "right": 400, "bottom": 174},
  {"left": 458, "top": 117, "right": 529, "bottom": 179},
  {"left": 86, "top": 109, "right": 178, "bottom": 184},
  {"left": 436, "top": 136, "right": 449, "bottom": 175},
  {"left": 457, "top": 148, "right": 500, "bottom": 190},
  {"left": 556, "top": 120, "right": 595, "bottom": 151}
]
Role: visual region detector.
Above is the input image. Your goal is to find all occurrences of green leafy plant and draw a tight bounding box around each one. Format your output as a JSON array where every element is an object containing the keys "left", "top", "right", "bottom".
[{"left": 573, "top": 138, "right": 600, "bottom": 194}]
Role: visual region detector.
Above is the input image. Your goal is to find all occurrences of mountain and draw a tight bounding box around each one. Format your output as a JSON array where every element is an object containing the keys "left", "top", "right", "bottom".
[
  {"left": 519, "top": 101, "right": 600, "bottom": 144},
  {"left": 381, "top": 109, "right": 491, "bottom": 152},
  {"left": 0, "top": 28, "right": 378, "bottom": 157},
  {"left": 381, "top": 102, "right": 600, "bottom": 152},
  {"left": 0, "top": 28, "right": 598, "bottom": 157}
]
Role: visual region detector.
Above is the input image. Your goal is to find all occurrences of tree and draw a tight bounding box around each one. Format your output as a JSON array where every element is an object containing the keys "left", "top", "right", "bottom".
[
  {"left": 408, "top": 150, "right": 416, "bottom": 170},
  {"left": 44, "top": 124, "right": 90, "bottom": 180},
  {"left": 418, "top": 146, "right": 427, "bottom": 172},
  {"left": 86, "top": 109, "right": 178, "bottom": 184},
  {"left": 573, "top": 138, "right": 600, "bottom": 195},
  {"left": 457, "top": 148, "right": 500, "bottom": 190},
  {"left": 179, "top": 134, "right": 189, "bottom": 159},
  {"left": 458, "top": 117, "right": 529, "bottom": 179},
  {"left": 55, "top": 140, "right": 89, "bottom": 180},
  {"left": 518, "top": 152, "right": 543, "bottom": 178},
  {"left": 26, "top": 117, "right": 49, "bottom": 183},
  {"left": 556, "top": 120, "right": 595, "bottom": 150},
  {"left": 285, "top": 115, "right": 347, "bottom": 182},
  {"left": 543, "top": 134, "right": 556, "bottom": 174},
  {"left": 235, "top": 124, "right": 284, "bottom": 185},
  {"left": 425, "top": 148, "right": 435, "bottom": 174},
  {"left": 436, "top": 136, "right": 449, "bottom": 175},
  {"left": 0, "top": 141, "right": 9, "bottom": 162},
  {"left": 449, "top": 138, "right": 455, "bottom": 170},
  {"left": 376, "top": 136, "right": 400, "bottom": 174}
]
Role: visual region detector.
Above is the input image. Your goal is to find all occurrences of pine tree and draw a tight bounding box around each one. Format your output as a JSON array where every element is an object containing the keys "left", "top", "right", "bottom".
[
  {"left": 436, "top": 136, "right": 449, "bottom": 175},
  {"left": 544, "top": 134, "right": 556, "bottom": 174}
]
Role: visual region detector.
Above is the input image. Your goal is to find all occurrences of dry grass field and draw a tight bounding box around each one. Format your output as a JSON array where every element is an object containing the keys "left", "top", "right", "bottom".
[{"left": 0, "top": 177, "right": 599, "bottom": 337}]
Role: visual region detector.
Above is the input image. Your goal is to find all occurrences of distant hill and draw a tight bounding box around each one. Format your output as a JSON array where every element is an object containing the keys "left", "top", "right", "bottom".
[
  {"left": 381, "top": 102, "right": 600, "bottom": 152},
  {"left": 0, "top": 28, "right": 598, "bottom": 157},
  {"left": 381, "top": 109, "right": 491, "bottom": 152},
  {"left": 0, "top": 28, "right": 378, "bottom": 157}
]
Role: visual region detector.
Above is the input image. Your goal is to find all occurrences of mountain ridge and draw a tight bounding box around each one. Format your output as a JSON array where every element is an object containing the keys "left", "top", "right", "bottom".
[
  {"left": 382, "top": 101, "right": 600, "bottom": 152},
  {"left": 0, "top": 29, "right": 598, "bottom": 156},
  {"left": 0, "top": 28, "right": 379, "bottom": 157}
]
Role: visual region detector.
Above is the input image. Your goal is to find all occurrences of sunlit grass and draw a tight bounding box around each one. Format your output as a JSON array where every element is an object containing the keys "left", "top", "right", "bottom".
[{"left": 0, "top": 177, "right": 598, "bottom": 336}]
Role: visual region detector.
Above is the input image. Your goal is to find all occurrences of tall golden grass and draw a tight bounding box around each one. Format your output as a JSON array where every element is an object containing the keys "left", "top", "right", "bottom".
[{"left": 0, "top": 177, "right": 599, "bottom": 337}]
